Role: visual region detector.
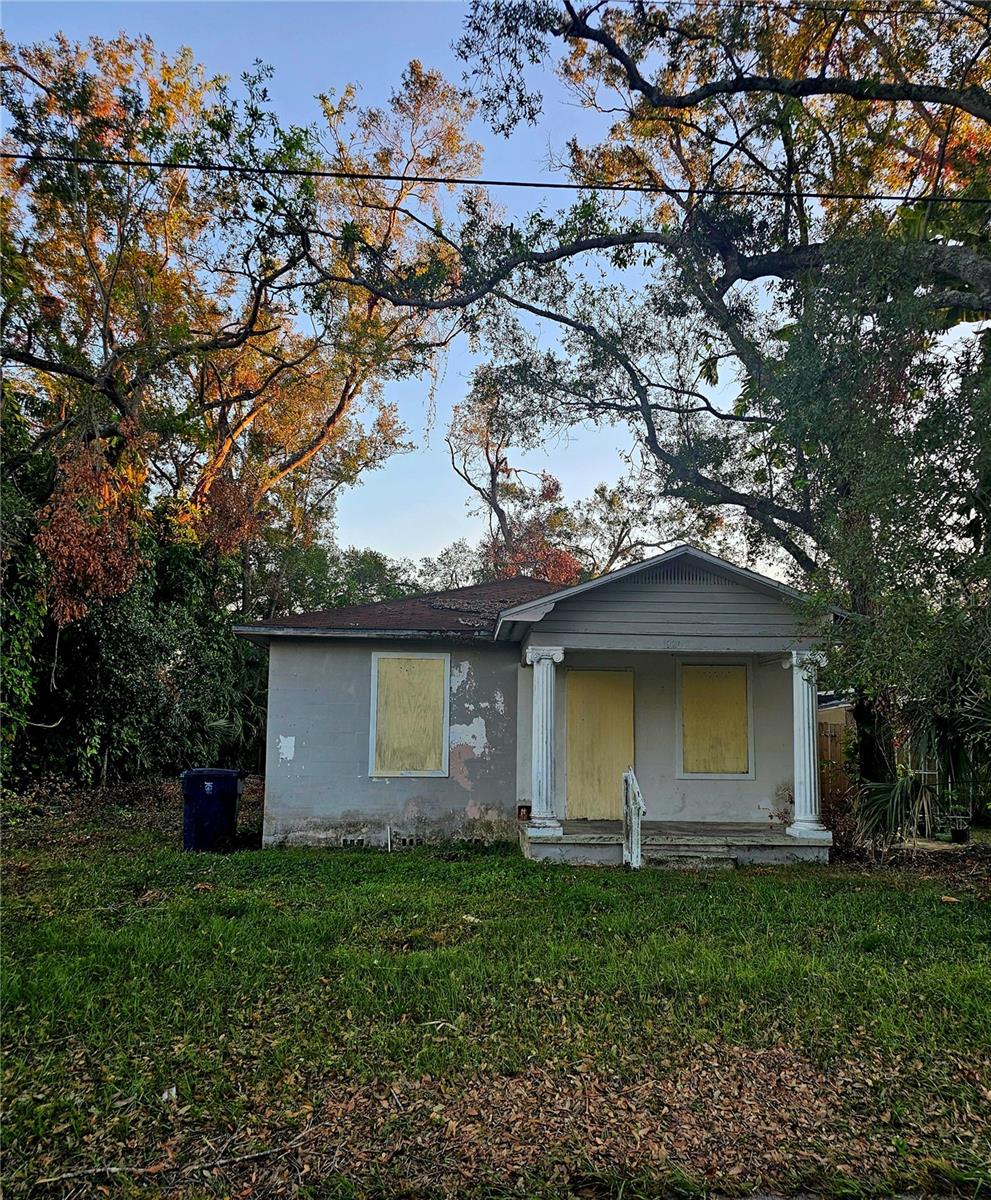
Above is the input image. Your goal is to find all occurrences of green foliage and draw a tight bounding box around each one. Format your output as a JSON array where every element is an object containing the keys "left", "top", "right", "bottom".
[
  {"left": 245, "top": 531, "right": 418, "bottom": 620},
  {"left": 1, "top": 392, "right": 49, "bottom": 782},
  {"left": 0, "top": 553, "right": 45, "bottom": 782},
  {"left": 857, "top": 771, "right": 940, "bottom": 849},
  {"left": 23, "top": 550, "right": 264, "bottom": 783},
  {"left": 5, "top": 510, "right": 418, "bottom": 784},
  {"left": 326, "top": 546, "right": 419, "bottom": 608}
]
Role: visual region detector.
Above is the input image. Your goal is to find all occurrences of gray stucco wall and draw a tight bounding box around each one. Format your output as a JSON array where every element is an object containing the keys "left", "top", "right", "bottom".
[
  {"left": 262, "top": 638, "right": 521, "bottom": 846},
  {"left": 516, "top": 650, "right": 795, "bottom": 824}
]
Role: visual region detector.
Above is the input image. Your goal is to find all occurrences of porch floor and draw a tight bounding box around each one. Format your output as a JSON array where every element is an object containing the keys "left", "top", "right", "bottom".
[{"left": 523, "top": 818, "right": 831, "bottom": 867}]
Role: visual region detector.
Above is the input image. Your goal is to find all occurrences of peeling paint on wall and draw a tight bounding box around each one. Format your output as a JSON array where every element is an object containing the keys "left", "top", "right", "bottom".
[
  {"left": 449, "top": 716, "right": 490, "bottom": 791},
  {"left": 263, "top": 640, "right": 521, "bottom": 847},
  {"left": 450, "top": 716, "right": 488, "bottom": 754},
  {"left": 449, "top": 743, "right": 475, "bottom": 790},
  {"left": 451, "top": 659, "right": 471, "bottom": 692}
]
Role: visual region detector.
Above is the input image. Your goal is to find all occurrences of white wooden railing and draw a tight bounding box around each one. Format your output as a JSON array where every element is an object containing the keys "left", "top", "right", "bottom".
[{"left": 622, "top": 767, "right": 646, "bottom": 869}]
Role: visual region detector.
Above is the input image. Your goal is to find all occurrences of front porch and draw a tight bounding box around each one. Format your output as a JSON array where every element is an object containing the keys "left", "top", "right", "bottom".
[
  {"left": 522, "top": 819, "right": 832, "bottom": 867},
  {"left": 518, "top": 641, "right": 834, "bottom": 868}
]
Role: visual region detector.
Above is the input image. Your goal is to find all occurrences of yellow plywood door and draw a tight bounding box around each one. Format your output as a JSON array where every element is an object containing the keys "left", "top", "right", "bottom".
[
  {"left": 566, "top": 671, "right": 634, "bottom": 820},
  {"left": 681, "top": 664, "right": 749, "bottom": 775}
]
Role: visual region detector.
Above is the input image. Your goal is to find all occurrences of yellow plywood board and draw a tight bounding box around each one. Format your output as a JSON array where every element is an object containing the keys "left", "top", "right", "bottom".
[
  {"left": 681, "top": 664, "right": 749, "bottom": 774},
  {"left": 566, "top": 670, "right": 634, "bottom": 819},
  {"left": 374, "top": 656, "right": 446, "bottom": 774}
]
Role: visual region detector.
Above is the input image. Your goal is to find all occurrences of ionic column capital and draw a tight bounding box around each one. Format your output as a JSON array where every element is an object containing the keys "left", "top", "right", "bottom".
[{"left": 525, "top": 645, "right": 565, "bottom": 666}]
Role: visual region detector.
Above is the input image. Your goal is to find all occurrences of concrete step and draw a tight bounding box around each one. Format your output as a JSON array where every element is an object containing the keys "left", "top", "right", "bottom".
[
  {"left": 645, "top": 852, "right": 738, "bottom": 869},
  {"left": 643, "top": 840, "right": 737, "bottom": 855},
  {"left": 642, "top": 842, "right": 739, "bottom": 868}
]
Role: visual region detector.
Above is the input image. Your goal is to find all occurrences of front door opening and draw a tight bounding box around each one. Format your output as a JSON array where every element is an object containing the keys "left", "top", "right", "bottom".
[{"left": 565, "top": 669, "right": 635, "bottom": 820}]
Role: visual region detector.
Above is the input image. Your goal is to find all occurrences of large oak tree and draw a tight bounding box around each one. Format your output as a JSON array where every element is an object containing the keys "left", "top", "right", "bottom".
[
  {"left": 0, "top": 36, "right": 474, "bottom": 775},
  {"left": 309, "top": 0, "right": 990, "bottom": 780}
]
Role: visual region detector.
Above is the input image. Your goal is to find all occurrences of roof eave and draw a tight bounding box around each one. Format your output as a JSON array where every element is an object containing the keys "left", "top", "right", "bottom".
[
  {"left": 233, "top": 625, "right": 495, "bottom": 644},
  {"left": 494, "top": 618, "right": 528, "bottom": 643}
]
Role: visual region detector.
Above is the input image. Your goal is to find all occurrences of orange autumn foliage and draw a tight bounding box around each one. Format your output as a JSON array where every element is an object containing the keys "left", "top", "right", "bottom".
[{"left": 34, "top": 442, "right": 146, "bottom": 626}]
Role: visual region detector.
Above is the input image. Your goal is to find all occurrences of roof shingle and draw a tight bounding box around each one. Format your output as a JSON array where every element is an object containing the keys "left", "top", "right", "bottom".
[{"left": 246, "top": 577, "right": 556, "bottom": 638}]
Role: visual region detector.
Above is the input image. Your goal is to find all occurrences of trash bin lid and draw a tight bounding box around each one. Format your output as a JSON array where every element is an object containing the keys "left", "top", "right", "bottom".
[{"left": 180, "top": 767, "right": 245, "bottom": 778}]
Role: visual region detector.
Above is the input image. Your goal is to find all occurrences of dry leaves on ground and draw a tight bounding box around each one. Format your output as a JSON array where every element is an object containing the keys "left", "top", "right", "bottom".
[
  {"left": 308, "top": 1045, "right": 988, "bottom": 1192},
  {"left": 39, "top": 1045, "right": 981, "bottom": 1197}
]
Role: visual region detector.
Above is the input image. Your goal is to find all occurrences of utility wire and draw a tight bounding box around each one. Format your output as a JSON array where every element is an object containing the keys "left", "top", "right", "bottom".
[
  {"left": 606, "top": 0, "right": 989, "bottom": 13},
  {"left": 2, "top": 151, "right": 986, "bottom": 204}
]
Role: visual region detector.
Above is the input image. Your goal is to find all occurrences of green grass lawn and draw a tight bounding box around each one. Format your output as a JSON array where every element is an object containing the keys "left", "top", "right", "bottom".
[{"left": 3, "top": 787, "right": 991, "bottom": 1197}]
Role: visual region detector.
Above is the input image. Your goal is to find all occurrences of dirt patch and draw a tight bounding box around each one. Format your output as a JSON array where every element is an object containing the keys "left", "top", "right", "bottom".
[
  {"left": 835, "top": 841, "right": 991, "bottom": 894},
  {"left": 377, "top": 921, "right": 483, "bottom": 953}
]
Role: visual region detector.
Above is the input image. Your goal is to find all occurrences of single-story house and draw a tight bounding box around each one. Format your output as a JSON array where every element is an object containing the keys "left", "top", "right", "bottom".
[{"left": 236, "top": 545, "right": 833, "bottom": 865}]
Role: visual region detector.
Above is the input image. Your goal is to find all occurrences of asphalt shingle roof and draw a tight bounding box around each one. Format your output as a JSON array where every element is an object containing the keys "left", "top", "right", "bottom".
[{"left": 248, "top": 577, "right": 557, "bottom": 638}]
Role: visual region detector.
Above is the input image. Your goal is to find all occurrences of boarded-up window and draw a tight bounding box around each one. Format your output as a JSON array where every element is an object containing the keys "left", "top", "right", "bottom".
[
  {"left": 681, "top": 663, "right": 750, "bottom": 775},
  {"left": 370, "top": 654, "right": 449, "bottom": 776}
]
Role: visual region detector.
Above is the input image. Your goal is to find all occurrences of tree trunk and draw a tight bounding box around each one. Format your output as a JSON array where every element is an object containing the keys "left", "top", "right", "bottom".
[{"left": 851, "top": 695, "right": 894, "bottom": 784}]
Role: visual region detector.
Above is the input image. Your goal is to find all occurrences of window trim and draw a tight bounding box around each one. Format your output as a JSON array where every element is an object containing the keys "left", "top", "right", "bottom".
[
  {"left": 368, "top": 651, "right": 451, "bottom": 779},
  {"left": 675, "top": 656, "right": 756, "bottom": 781}
]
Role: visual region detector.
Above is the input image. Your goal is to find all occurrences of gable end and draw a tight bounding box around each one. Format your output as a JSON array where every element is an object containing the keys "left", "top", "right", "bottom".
[{"left": 633, "top": 560, "right": 736, "bottom": 587}]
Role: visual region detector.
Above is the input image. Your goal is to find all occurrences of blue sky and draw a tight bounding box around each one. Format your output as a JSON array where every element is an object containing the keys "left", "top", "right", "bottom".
[{"left": 6, "top": 1, "right": 634, "bottom": 561}]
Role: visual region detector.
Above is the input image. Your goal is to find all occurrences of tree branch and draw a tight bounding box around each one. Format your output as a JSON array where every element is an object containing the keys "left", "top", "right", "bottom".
[
  {"left": 494, "top": 287, "right": 815, "bottom": 540},
  {"left": 562, "top": 8, "right": 991, "bottom": 125}
]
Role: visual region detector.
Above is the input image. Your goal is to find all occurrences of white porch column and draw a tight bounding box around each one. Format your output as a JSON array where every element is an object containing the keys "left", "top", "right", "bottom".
[
  {"left": 525, "top": 646, "right": 564, "bottom": 837},
  {"left": 787, "top": 650, "right": 830, "bottom": 840}
]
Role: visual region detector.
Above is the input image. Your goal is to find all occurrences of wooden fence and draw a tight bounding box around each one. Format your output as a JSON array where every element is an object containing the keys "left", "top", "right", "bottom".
[{"left": 818, "top": 720, "right": 853, "bottom": 807}]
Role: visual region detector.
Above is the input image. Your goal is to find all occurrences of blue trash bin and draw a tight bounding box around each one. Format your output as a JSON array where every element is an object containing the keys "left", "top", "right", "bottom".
[{"left": 181, "top": 769, "right": 243, "bottom": 851}]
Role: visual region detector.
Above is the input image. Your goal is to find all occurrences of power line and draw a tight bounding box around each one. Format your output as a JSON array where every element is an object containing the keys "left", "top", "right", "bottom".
[
  {"left": 607, "top": 0, "right": 988, "bottom": 14},
  {"left": 3, "top": 151, "right": 986, "bottom": 205}
]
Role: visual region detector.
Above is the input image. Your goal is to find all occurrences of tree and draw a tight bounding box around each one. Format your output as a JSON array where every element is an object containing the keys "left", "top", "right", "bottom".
[
  {"left": 314, "top": 0, "right": 989, "bottom": 779},
  {"left": 1, "top": 37, "right": 474, "bottom": 621},
  {"left": 442, "top": 379, "right": 682, "bottom": 584},
  {"left": 0, "top": 389, "right": 47, "bottom": 776},
  {"left": 418, "top": 538, "right": 481, "bottom": 591},
  {"left": 314, "top": 0, "right": 988, "bottom": 575},
  {"left": 326, "top": 547, "right": 419, "bottom": 607},
  {"left": 445, "top": 387, "right": 584, "bottom": 583}
]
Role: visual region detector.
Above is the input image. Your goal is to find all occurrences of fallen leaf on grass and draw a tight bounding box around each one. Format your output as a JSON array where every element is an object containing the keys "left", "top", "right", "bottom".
[
  {"left": 940, "top": 895, "right": 961, "bottom": 903},
  {"left": 193, "top": 883, "right": 214, "bottom": 892}
]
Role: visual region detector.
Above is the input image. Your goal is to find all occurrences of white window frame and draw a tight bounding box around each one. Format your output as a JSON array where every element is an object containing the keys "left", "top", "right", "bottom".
[
  {"left": 675, "top": 656, "right": 756, "bottom": 781},
  {"left": 368, "top": 651, "right": 451, "bottom": 779}
]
